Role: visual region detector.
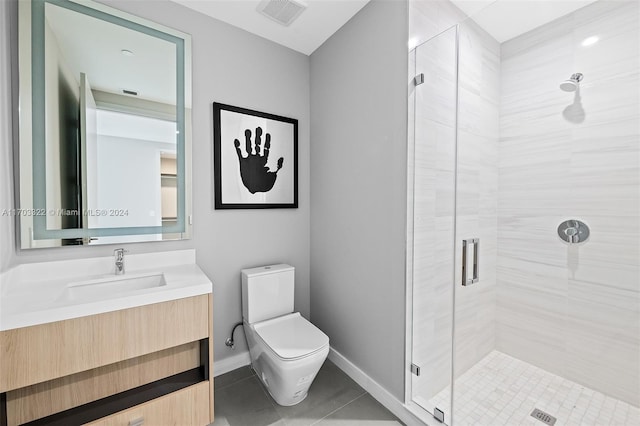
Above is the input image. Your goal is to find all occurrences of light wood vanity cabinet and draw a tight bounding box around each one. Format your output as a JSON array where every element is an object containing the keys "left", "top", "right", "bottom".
[
  {"left": 0, "top": 294, "right": 214, "bottom": 426},
  {"left": 85, "top": 382, "right": 210, "bottom": 426}
]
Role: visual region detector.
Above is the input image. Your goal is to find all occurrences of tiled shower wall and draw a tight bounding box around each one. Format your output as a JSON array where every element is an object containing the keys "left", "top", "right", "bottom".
[
  {"left": 453, "top": 18, "right": 500, "bottom": 380},
  {"left": 497, "top": 0, "right": 640, "bottom": 407}
]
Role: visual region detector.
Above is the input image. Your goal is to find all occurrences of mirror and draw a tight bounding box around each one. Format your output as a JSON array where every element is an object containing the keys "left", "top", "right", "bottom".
[{"left": 17, "top": 0, "right": 192, "bottom": 248}]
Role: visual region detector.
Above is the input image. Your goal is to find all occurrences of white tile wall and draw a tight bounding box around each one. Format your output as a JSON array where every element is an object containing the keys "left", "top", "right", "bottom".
[
  {"left": 497, "top": 0, "right": 640, "bottom": 407},
  {"left": 409, "top": 0, "right": 467, "bottom": 49},
  {"left": 453, "top": 18, "right": 500, "bottom": 381}
]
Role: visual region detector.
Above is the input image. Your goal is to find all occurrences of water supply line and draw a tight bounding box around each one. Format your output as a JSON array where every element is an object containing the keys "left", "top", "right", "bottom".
[{"left": 225, "top": 322, "right": 244, "bottom": 349}]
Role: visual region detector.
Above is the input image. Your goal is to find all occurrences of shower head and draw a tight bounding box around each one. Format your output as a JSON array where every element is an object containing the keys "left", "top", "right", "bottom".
[
  {"left": 560, "top": 80, "right": 578, "bottom": 92},
  {"left": 560, "top": 73, "right": 583, "bottom": 92}
]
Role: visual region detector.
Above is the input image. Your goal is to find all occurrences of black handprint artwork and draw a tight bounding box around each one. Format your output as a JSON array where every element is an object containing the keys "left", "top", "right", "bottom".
[{"left": 234, "top": 127, "right": 284, "bottom": 194}]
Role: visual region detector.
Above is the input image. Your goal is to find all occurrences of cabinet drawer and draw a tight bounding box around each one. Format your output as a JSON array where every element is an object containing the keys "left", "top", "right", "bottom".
[
  {"left": 84, "top": 382, "right": 210, "bottom": 426},
  {"left": 0, "top": 295, "right": 208, "bottom": 392},
  {"left": 6, "top": 342, "right": 202, "bottom": 425}
]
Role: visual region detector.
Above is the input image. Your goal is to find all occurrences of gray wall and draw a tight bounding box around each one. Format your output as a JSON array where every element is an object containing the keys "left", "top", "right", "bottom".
[
  {"left": 309, "top": 0, "right": 408, "bottom": 400},
  {"left": 0, "top": 0, "right": 310, "bottom": 364}
]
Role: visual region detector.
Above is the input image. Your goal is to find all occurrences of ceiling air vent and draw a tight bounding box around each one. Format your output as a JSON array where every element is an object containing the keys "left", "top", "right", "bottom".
[{"left": 257, "top": 0, "right": 307, "bottom": 26}]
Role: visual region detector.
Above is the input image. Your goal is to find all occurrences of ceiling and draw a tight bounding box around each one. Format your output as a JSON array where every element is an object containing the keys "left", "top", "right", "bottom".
[
  {"left": 170, "top": 0, "right": 370, "bottom": 55},
  {"left": 171, "top": 0, "right": 601, "bottom": 54},
  {"left": 46, "top": 2, "right": 177, "bottom": 105},
  {"left": 451, "top": 0, "right": 599, "bottom": 43}
]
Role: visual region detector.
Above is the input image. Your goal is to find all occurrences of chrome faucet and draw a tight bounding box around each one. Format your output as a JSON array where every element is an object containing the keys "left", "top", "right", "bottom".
[{"left": 114, "top": 248, "right": 127, "bottom": 275}]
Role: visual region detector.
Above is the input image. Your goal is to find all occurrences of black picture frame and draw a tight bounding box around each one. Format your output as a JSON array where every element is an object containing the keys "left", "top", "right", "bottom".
[{"left": 213, "top": 103, "right": 298, "bottom": 209}]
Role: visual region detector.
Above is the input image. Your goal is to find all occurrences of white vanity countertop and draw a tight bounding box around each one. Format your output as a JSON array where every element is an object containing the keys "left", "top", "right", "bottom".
[{"left": 0, "top": 249, "right": 212, "bottom": 331}]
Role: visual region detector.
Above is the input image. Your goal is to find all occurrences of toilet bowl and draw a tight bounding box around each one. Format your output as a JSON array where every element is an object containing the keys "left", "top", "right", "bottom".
[
  {"left": 244, "top": 312, "right": 329, "bottom": 405},
  {"left": 242, "top": 265, "right": 330, "bottom": 406}
]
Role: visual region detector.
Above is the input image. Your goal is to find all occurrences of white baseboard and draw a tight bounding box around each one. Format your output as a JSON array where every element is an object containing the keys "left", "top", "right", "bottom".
[
  {"left": 213, "top": 350, "right": 251, "bottom": 377},
  {"left": 328, "top": 347, "right": 433, "bottom": 426}
]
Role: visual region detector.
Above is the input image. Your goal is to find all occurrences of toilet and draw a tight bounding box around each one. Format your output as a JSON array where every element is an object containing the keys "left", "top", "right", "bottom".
[{"left": 242, "top": 264, "right": 329, "bottom": 406}]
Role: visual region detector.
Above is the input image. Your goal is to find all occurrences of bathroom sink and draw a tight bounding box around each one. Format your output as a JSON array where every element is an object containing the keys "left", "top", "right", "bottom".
[
  {"left": 66, "top": 272, "right": 166, "bottom": 301},
  {"left": 0, "top": 249, "right": 213, "bottom": 331}
]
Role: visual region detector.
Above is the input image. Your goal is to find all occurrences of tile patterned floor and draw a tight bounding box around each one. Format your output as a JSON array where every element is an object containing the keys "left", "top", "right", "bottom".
[
  {"left": 212, "top": 359, "right": 404, "bottom": 426},
  {"left": 428, "top": 351, "right": 640, "bottom": 426}
]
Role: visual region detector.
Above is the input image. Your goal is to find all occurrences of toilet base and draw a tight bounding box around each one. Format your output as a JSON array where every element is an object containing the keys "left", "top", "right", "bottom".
[
  {"left": 245, "top": 320, "right": 329, "bottom": 407},
  {"left": 256, "top": 372, "right": 310, "bottom": 406}
]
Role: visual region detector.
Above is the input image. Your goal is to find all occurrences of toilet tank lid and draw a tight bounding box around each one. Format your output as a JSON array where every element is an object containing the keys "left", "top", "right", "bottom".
[
  {"left": 254, "top": 312, "right": 329, "bottom": 360},
  {"left": 241, "top": 264, "right": 294, "bottom": 278}
]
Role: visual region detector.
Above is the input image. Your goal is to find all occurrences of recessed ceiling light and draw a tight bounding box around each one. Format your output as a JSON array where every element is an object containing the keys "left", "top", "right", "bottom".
[
  {"left": 121, "top": 49, "right": 134, "bottom": 57},
  {"left": 581, "top": 36, "right": 599, "bottom": 47}
]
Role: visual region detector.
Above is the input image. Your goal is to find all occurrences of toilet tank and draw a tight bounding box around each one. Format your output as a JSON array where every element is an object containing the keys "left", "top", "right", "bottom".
[{"left": 242, "top": 264, "right": 295, "bottom": 324}]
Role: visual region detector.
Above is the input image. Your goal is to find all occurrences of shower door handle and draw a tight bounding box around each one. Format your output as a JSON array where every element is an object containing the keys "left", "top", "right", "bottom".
[{"left": 462, "top": 238, "right": 479, "bottom": 286}]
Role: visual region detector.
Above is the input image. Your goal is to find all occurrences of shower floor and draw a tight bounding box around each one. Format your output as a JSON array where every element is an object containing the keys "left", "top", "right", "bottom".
[{"left": 428, "top": 351, "right": 640, "bottom": 426}]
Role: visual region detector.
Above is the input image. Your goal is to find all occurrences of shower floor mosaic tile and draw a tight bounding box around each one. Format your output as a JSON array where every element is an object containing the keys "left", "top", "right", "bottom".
[{"left": 428, "top": 351, "right": 640, "bottom": 426}]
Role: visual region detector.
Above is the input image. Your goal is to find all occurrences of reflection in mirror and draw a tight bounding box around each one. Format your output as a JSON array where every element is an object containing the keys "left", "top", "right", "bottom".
[
  {"left": 18, "top": 0, "right": 191, "bottom": 248},
  {"left": 88, "top": 110, "right": 177, "bottom": 244}
]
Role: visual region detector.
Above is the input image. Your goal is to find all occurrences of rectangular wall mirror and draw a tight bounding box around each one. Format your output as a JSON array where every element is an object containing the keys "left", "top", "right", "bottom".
[{"left": 17, "top": 0, "right": 192, "bottom": 249}]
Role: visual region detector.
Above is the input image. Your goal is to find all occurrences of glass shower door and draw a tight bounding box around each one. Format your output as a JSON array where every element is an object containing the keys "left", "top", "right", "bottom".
[
  {"left": 409, "top": 25, "right": 458, "bottom": 424},
  {"left": 450, "top": 16, "right": 500, "bottom": 426}
]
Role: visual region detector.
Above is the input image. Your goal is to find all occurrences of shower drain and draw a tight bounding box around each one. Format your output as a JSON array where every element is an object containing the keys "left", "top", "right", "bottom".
[{"left": 531, "top": 408, "right": 557, "bottom": 425}]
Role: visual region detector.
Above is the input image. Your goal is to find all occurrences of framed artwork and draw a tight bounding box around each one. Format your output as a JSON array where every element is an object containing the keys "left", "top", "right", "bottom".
[{"left": 213, "top": 103, "right": 298, "bottom": 209}]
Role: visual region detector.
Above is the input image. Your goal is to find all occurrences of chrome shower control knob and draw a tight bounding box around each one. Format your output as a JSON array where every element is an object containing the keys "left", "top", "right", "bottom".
[{"left": 558, "top": 220, "right": 589, "bottom": 244}]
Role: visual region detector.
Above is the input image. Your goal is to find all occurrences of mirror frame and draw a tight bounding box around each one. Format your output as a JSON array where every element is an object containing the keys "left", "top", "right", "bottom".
[{"left": 17, "top": 0, "right": 192, "bottom": 248}]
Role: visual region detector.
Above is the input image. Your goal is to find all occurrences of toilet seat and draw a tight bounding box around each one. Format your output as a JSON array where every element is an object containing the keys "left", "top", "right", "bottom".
[{"left": 254, "top": 312, "right": 329, "bottom": 361}]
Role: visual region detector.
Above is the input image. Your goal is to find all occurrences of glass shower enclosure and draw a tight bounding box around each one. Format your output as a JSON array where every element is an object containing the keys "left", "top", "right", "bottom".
[{"left": 407, "top": 1, "right": 640, "bottom": 425}]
